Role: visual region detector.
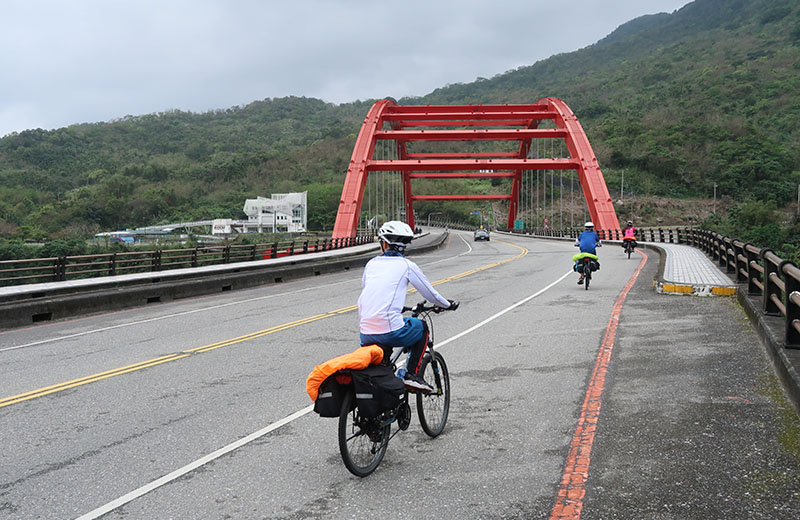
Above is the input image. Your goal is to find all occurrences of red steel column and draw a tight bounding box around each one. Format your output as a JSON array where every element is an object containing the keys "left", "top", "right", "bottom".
[
  {"left": 538, "top": 97, "right": 620, "bottom": 235},
  {"left": 332, "top": 99, "right": 395, "bottom": 238}
]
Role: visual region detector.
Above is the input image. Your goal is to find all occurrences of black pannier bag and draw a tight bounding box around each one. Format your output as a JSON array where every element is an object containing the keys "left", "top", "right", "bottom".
[
  {"left": 313, "top": 373, "right": 347, "bottom": 417},
  {"left": 350, "top": 364, "right": 406, "bottom": 418},
  {"left": 591, "top": 260, "right": 600, "bottom": 271}
]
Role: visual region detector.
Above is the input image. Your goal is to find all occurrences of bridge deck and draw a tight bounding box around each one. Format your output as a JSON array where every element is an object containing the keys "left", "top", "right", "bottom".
[{"left": 1, "top": 230, "right": 798, "bottom": 518}]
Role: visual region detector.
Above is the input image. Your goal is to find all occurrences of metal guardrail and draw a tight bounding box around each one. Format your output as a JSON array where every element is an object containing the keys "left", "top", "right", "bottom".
[
  {"left": 685, "top": 230, "right": 800, "bottom": 349},
  {"left": 0, "top": 236, "right": 374, "bottom": 287}
]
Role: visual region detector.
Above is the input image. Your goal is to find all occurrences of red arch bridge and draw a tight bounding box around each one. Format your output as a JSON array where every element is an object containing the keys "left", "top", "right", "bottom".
[{"left": 331, "top": 98, "right": 620, "bottom": 239}]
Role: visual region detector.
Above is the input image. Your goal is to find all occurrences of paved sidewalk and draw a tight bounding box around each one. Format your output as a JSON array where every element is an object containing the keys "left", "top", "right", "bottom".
[
  {"left": 646, "top": 241, "right": 800, "bottom": 413},
  {"left": 649, "top": 242, "right": 737, "bottom": 296},
  {"left": 589, "top": 255, "right": 800, "bottom": 517}
]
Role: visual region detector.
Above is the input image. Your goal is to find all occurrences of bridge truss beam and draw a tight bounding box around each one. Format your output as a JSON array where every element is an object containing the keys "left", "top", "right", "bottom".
[{"left": 332, "top": 99, "right": 619, "bottom": 237}]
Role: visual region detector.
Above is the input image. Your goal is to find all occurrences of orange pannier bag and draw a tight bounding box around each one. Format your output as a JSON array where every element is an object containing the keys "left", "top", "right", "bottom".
[{"left": 305, "top": 344, "right": 384, "bottom": 401}]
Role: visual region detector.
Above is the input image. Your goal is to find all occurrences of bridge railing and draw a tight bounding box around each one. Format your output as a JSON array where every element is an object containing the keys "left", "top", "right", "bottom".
[
  {"left": 0, "top": 235, "right": 374, "bottom": 287},
  {"left": 699, "top": 233, "right": 800, "bottom": 348}
]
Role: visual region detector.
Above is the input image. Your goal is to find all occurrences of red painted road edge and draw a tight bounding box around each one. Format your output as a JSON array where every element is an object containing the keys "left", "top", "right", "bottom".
[{"left": 550, "top": 250, "right": 648, "bottom": 519}]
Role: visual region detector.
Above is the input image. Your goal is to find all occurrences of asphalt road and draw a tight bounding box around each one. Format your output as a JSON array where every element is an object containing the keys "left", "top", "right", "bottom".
[{"left": 0, "top": 231, "right": 797, "bottom": 519}]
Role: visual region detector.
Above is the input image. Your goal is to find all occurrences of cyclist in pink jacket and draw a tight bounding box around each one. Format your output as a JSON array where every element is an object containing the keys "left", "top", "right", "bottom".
[{"left": 622, "top": 220, "right": 637, "bottom": 250}]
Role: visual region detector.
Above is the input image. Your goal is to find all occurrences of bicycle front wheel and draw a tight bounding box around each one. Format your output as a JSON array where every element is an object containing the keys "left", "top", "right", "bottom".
[
  {"left": 417, "top": 351, "right": 450, "bottom": 437},
  {"left": 338, "top": 390, "right": 389, "bottom": 477}
]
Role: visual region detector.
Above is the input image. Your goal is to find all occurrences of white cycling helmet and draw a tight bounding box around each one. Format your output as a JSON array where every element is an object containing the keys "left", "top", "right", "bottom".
[
  {"left": 378, "top": 220, "right": 414, "bottom": 250},
  {"left": 585, "top": 221, "right": 595, "bottom": 229}
]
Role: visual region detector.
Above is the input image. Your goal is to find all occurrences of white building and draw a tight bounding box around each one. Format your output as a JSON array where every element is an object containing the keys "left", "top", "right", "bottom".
[
  {"left": 212, "top": 219, "right": 233, "bottom": 235},
  {"left": 242, "top": 192, "right": 307, "bottom": 233}
]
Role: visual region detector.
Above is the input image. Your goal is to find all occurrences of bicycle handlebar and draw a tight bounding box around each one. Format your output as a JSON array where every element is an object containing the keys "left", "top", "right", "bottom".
[{"left": 402, "top": 300, "right": 459, "bottom": 315}]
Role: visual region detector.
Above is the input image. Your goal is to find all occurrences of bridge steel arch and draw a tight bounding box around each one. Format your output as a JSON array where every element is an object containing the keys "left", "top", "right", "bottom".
[{"left": 332, "top": 98, "right": 619, "bottom": 238}]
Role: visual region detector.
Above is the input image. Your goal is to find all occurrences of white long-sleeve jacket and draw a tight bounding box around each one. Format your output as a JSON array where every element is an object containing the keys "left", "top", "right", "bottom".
[{"left": 358, "top": 255, "right": 450, "bottom": 335}]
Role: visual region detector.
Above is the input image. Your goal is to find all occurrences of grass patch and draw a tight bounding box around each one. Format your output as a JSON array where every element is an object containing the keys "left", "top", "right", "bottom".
[{"left": 759, "top": 374, "right": 800, "bottom": 460}]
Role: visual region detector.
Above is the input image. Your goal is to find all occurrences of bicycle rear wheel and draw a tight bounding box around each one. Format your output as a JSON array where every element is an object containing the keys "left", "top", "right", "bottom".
[
  {"left": 585, "top": 268, "right": 591, "bottom": 290},
  {"left": 416, "top": 351, "right": 450, "bottom": 437},
  {"left": 338, "top": 390, "right": 389, "bottom": 477},
  {"left": 626, "top": 242, "right": 632, "bottom": 259}
]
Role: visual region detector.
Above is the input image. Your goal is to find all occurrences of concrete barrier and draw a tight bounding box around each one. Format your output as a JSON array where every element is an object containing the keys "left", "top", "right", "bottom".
[
  {"left": 0, "top": 232, "right": 448, "bottom": 331},
  {"left": 738, "top": 290, "right": 800, "bottom": 414}
]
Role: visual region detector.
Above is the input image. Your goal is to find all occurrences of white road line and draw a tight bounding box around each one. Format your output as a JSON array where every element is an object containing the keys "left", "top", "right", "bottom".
[
  {"left": 435, "top": 270, "right": 572, "bottom": 349},
  {"left": 74, "top": 406, "right": 315, "bottom": 520},
  {"left": 74, "top": 269, "right": 572, "bottom": 519},
  {"left": 421, "top": 232, "right": 472, "bottom": 266}
]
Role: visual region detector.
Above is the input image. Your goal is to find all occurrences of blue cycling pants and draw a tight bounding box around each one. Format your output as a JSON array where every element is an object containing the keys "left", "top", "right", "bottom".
[{"left": 360, "top": 317, "right": 427, "bottom": 374}]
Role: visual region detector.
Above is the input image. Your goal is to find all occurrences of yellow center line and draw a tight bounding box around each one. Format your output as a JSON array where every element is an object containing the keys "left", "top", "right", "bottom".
[
  {"left": 0, "top": 353, "right": 189, "bottom": 407},
  {"left": 1, "top": 239, "right": 527, "bottom": 408},
  {"left": 182, "top": 315, "right": 332, "bottom": 353}
]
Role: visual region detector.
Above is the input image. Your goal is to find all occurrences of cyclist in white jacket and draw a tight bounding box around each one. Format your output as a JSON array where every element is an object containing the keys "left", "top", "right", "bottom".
[{"left": 358, "top": 221, "right": 457, "bottom": 392}]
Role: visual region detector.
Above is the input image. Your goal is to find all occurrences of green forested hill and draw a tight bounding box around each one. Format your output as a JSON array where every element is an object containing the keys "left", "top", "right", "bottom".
[
  {"left": 422, "top": 0, "right": 800, "bottom": 200},
  {"left": 0, "top": 97, "right": 373, "bottom": 238},
  {"left": 1, "top": 0, "right": 799, "bottom": 244}
]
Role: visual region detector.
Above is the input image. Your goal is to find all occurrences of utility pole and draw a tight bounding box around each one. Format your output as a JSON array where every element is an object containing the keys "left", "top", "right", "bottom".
[
  {"left": 620, "top": 169, "right": 624, "bottom": 202},
  {"left": 713, "top": 183, "right": 717, "bottom": 214}
]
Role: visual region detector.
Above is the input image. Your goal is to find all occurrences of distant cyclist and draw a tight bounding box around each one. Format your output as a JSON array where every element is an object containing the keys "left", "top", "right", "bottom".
[
  {"left": 622, "top": 220, "right": 637, "bottom": 251},
  {"left": 358, "top": 221, "right": 457, "bottom": 392},
  {"left": 574, "top": 221, "right": 601, "bottom": 285}
]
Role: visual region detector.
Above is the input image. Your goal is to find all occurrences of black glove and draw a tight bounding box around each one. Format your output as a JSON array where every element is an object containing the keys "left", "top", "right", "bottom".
[{"left": 434, "top": 299, "right": 459, "bottom": 313}]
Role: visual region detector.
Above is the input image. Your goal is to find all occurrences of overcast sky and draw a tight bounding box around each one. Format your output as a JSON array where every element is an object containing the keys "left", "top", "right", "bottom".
[{"left": 0, "top": 0, "right": 692, "bottom": 138}]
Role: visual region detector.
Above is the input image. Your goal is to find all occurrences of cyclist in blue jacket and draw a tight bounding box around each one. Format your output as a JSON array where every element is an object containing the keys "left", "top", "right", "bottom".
[{"left": 574, "top": 221, "right": 601, "bottom": 285}]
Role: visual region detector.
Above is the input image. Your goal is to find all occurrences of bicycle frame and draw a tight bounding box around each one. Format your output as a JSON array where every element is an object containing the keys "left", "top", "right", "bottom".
[
  {"left": 391, "top": 303, "right": 437, "bottom": 372},
  {"left": 580, "top": 257, "right": 594, "bottom": 289},
  {"left": 337, "top": 300, "right": 452, "bottom": 476}
]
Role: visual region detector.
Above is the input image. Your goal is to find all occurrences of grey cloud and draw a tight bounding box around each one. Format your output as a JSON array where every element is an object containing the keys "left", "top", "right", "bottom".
[{"left": 0, "top": 0, "right": 691, "bottom": 136}]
